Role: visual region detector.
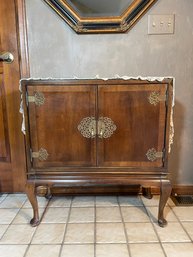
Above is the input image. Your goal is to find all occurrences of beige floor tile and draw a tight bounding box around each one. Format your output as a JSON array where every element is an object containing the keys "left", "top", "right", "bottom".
[
  {"left": 64, "top": 223, "right": 94, "bottom": 243},
  {"left": 125, "top": 223, "right": 158, "bottom": 243},
  {"left": 69, "top": 207, "right": 94, "bottom": 223},
  {"left": 48, "top": 196, "right": 72, "bottom": 207},
  {"left": 182, "top": 222, "right": 193, "bottom": 240},
  {"left": 0, "top": 225, "right": 8, "bottom": 239},
  {"left": 118, "top": 196, "right": 143, "bottom": 206},
  {"left": 0, "top": 194, "right": 7, "bottom": 203},
  {"left": 71, "top": 196, "right": 95, "bottom": 207},
  {"left": 96, "top": 196, "right": 118, "bottom": 207},
  {"left": 0, "top": 195, "right": 26, "bottom": 209},
  {"left": 0, "top": 245, "right": 28, "bottom": 257},
  {"left": 121, "top": 206, "right": 150, "bottom": 222},
  {"left": 32, "top": 223, "right": 66, "bottom": 244},
  {"left": 26, "top": 244, "right": 61, "bottom": 257},
  {"left": 61, "top": 244, "right": 94, "bottom": 257},
  {"left": 146, "top": 206, "right": 178, "bottom": 223},
  {"left": 8, "top": 194, "right": 26, "bottom": 197},
  {"left": 0, "top": 209, "right": 19, "bottom": 224},
  {"left": 41, "top": 207, "right": 69, "bottom": 223},
  {"left": 154, "top": 222, "right": 190, "bottom": 242},
  {"left": 172, "top": 206, "right": 193, "bottom": 221},
  {"left": 130, "top": 243, "right": 165, "bottom": 257},
  {"left": 0, "top": 224, "right": 36, "bottom": 244},
  {"left": 23, "top": 196, "right": 49, "bottom": 208},
  {"left": 96, "top": 223, "right": 126, "bottom": 243},
  {"left": 141, "top": 195, "right": 160, "bottom": 206},
  {"left": 12, "top": 208, "right": 44, "bottom": 224},
  {"left": 96, "top": 207, "right": 122, "bottom": 222},
  {"left": 162, "top": 243, "right": 193, "bottom": 257},
  {"left": 168, "top": 197, "right": 176, "bottom": 207},
  {"left": 129, "top": 243, "right": 165, "bottom": 257},
  {"left": 96, "top": 244, "right": 129, "bottom": 257}
]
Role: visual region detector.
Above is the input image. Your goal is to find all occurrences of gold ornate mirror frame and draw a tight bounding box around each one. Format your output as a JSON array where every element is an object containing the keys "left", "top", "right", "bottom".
[{"left": 43, "top": 0, "right": 158, "bottom": 34}]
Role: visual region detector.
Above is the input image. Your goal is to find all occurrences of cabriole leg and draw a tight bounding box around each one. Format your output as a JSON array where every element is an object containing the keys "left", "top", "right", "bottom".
[
  {"left": 158, "top": 180, "right": 172, "bottom": 227},
  {"left": 25, "top": 183, "right": 40, "bottom": 227}
]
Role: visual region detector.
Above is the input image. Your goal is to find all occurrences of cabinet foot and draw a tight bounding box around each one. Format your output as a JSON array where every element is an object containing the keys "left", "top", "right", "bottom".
[
  {"left": 45, "top": 187, "right": 52, "bottom": 200},
  {"left": 26, "top": 183, "right": 40, "bottom": 227},
  {"left": 30, "top": 217, "right": 40, "bottom": 227},
  {"left": 142, "top": 187, "right": 153, "bottom": 199},
  {"left": 158, "top": 180, "right": 172, "bottom": 227}
]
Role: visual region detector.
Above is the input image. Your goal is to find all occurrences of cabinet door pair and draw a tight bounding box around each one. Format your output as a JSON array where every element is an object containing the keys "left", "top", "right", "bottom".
[{"left": 27, "top": 83, "right": 167, "bottom": 169}]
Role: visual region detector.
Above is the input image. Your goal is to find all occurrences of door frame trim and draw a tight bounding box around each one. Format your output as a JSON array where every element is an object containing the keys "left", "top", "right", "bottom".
[{"left": 16, "top": 0, "right": 30, "bottom": 78}]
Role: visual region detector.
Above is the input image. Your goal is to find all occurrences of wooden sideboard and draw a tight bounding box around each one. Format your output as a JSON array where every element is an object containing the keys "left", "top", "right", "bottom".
[{"left": 21, "top": 78, "right": 173, "bottom": 227}]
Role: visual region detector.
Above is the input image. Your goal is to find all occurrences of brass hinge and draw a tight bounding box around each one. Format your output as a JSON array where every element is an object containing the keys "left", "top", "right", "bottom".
[
  {"left": 146, "top": 148, "right": 164, "bottom": 162},
  {"left": 148, "top": 92, "right": 167, "bottom": 106},
  {"left": 27, "top": 92, "right": 45, "bottom": 106},
  {"left": 31, "top": 148, "right": 49, "bottom": 161}
]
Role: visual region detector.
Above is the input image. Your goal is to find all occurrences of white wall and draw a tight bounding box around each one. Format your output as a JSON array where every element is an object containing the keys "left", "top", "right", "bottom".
[{"left": 25, "top": 0, "right": 193, "bottom": 184}]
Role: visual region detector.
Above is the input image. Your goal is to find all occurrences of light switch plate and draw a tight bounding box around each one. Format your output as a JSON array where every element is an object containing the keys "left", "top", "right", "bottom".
[{"left": 148, "top": 14, "right": 175, "bottom": 34}]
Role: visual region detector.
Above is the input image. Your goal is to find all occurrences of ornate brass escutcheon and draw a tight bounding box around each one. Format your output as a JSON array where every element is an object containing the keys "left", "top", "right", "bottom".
[
  {"left": 148, "top": 92, "right": 166, "bottom": 106},
  {"left": 97, "top": 117, "right": 117, "bottom": 138},
  {"left": 31, "top": 148, "right": 49, "bottom": 161},
  {"left": 78, "top": 117, "right": 96, "bottom": 138},
  {"left": 78, "top": 116, "right": 117, "bottom": 139},
  {"left": 28, "top": 92, "right": 45, "bottom": 106},
  {"left": 146, "top": 148, "right": 163, "bottom": 162}
]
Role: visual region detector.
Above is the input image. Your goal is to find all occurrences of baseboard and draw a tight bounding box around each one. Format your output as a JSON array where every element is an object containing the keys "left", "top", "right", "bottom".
[
  {"left": 147, "top": 185, "right": 193, "bottom": 196},
  {"left": 171, "top": 185, "right": 193, "bottom": 195}
]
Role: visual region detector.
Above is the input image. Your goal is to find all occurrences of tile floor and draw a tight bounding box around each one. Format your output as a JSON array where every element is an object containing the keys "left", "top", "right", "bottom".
[{"left": 0, "top": 194, "right": 193, "bottom": 257}]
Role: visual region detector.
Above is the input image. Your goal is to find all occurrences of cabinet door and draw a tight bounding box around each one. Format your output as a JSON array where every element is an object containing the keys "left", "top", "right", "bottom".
[
  {"left": 97, "top": 84, "right": 167, "bottom": 167},
  {"left": 27, "top": 85, "right": 97, "bottom": 168}
]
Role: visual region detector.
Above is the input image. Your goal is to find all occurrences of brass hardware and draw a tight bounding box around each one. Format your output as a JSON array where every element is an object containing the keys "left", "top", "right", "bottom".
[
  {"left": 78, "top": 117, "right": 96, "bottom": 138},
  {"left": 28, "top": 92, "right": 45, "bottom": 106},
  {"left": 31, "top": 148, "right": 49, "bottom": 161},
  {"left": 0, "top": 52, "right": 14, "bottom": 63},
  {"left": 78, "top": 117, "right": 116, "bottom": 139},
  {"left": 148, "top": 92, "right": 166, "bottom": 106},
  {"left": 98, "top": 117, "right": 117, "bottom": 139},
  {"left": 146, "top": 148, "right": 163, "bottom": 162}
]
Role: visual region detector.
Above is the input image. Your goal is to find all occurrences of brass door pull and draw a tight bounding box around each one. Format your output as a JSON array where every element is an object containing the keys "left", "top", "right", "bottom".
[
  {"left": 0, "top": 52, "right": 14, "bottom": 64},
  {"left": 97, "top": 117, "right": 117, "bottom": 138},
  {"left": 78, "top": 117, "right": 96, "bottom": 138},
  {"left": 78, "top": 117, "right": 116, "bottom": 139}
]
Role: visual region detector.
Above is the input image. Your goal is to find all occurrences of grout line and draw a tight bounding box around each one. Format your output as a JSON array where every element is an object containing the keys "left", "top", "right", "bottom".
[
  {"left": 0, "top": 194, "right": 8, "bottom": 205},
  {"left": 23, "top": 225, "right": 38, "bottom": 257},
  {"left": 94, "top": 196, "right": 96, "bottom": 257},
  {"left": 117, "top": 196, "right": 131, "bottom": 257},
  {"left": 23, "top": 196, "right": 52, "bottom": 257},
  {"left": 0, "top": 208, "right": 21, "bottom": 242},
  {"left": 169, "top": 205, "right": 193, "bottom": 243},
  {"left": 58, "top": 196, "right": 73, "bottom": 257},
  {"left": 142, "top": 195, "right": 168, "bottom": 257}
]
